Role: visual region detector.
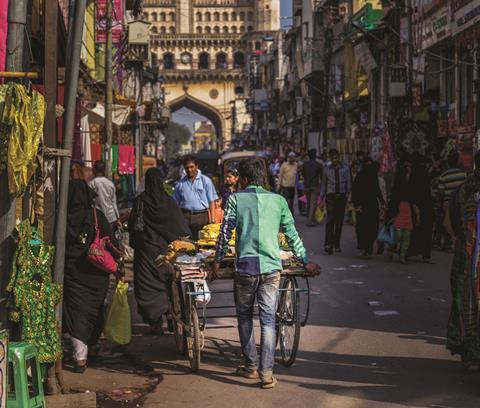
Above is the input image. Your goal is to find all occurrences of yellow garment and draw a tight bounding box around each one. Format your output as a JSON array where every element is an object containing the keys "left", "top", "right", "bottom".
[
  {"left": 81, "top": 0, "right": 96, "bottom": 78},
  {"left": 279, "top": 162, "right": 298, "bottom": 188},
  {"left": 0, "top": 84, "right": 45, "bottom": 197}
]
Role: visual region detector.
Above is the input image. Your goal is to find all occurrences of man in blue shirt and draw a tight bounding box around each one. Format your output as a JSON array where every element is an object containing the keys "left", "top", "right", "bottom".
[{"left": 173, "top": 155, "right": 218, "bottom": 240}]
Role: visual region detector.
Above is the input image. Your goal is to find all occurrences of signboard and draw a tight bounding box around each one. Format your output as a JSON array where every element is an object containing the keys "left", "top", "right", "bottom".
[
  {"left": 0, "top": 330, "right": 7, "bottom": 408},
  {"left": 453, "top": 0, "right": 480, "bottom": 35},
  {"left": 354, "top": 42, "right": 377, "bottom": 72},
  {"left": 96, "top": 0, "right": 124, "bottom": 43},
  {"left": 422, "top": 6, "right": 451, "bottom": 49},
  {"left": 389, "top": 67, "right": 406, "bottom": 97}
]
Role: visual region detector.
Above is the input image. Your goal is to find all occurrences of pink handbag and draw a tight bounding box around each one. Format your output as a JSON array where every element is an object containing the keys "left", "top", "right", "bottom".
[{"left": 87, "top": 208, "right": 118, "bottom": 274}]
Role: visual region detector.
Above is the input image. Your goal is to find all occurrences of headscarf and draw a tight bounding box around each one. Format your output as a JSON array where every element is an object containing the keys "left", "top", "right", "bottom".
[
  {"left": 66, "top": 179, "right": 96, "bottom": 244},
  {"left": 139, "top": 168, "right": 191, "bottom": 248}
]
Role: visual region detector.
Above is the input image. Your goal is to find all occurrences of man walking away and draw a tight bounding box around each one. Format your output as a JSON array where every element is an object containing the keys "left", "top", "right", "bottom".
[
  {"left": 213, "top": 159, "right": 319, "bottom": 389},
  {"left": 279, "top": 152, "right": 298, "bottom": 214},
  {"left": 89, "top": 160, "right": 120, "bottom": 229},
  {"left": 438, "top": 153, "right": 466, "bottom": 250},
  {"left": 321, "top": 149, "right": 351, "bottom": 254},
  {"left": 303, "top": 149, "right": 323, "bottom": 226},
  {"left": 173, "top": 155, "right": 218, "bottom": 240}
]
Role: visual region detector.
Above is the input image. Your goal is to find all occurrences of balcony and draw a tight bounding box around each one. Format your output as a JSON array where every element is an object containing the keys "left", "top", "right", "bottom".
[
  {"left": 193, "top": 0, "right": 254, "bottom": 6},
  {"left": 143, "top": 0, "right": 175, "bottom": 6}
]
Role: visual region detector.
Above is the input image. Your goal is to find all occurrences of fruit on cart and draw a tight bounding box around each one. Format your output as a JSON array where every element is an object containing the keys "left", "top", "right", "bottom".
[
  {"left": 157, "top": 240, "right": 197, "bottom": 265},
  {"left": 197, "top": 224, "right": 236, "bottom": 247}
]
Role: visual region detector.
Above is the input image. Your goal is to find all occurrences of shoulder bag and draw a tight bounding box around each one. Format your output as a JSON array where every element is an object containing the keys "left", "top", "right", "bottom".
[{"left": 88, "top": 208, "right": 118, "bottom": 274}]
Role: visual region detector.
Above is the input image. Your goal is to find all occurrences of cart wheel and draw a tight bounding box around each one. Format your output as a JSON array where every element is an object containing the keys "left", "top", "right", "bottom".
[
  {"left": 186, "top": 283, "right": 201, "bottom": 372},
  {"left": 171, "top": 281, "right": 187, "bottom": 355},
  {"left": 278, "top": 276, "right": 300, "bottom": 367}
]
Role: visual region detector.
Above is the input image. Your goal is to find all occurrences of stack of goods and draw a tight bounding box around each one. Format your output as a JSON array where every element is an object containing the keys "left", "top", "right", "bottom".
[
  {"left": 175, "top": 254, "right": 208, "bottom": 282},
  {"left": 156, "top": 239, "right": 197, "bottom": 266},
  {"left": 197, "top": 223, "right": 235, "bottom": 248}
]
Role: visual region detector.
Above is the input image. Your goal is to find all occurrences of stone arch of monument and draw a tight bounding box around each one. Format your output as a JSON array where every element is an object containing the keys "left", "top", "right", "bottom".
[{"left": 168, "top": 93, "right": 226, "bottom": 149}]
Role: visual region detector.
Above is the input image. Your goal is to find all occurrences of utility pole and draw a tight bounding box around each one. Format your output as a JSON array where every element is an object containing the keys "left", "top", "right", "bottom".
[
  {"left": 0, "top": 0, "right": 28, "bottom": 329},
  {"left": 105, "top": 0, "right": 114, "bottom": 179},
  {"left": 52, "top": 0, "right": 88, "bottom": 393},
  {"left": 406, "top": 0, "right": 414, "bottom": 120}
]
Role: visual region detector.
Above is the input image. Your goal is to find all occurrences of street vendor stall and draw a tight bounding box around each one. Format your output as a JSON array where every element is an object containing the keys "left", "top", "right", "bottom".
[{"left": 157, "top": 224, "right": 319, "bottom": 373}]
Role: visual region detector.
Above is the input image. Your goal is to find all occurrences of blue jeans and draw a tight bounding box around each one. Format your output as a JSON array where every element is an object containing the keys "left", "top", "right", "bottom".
[{"left": 234, "top": 271, "right": 280, "bottom": 378}]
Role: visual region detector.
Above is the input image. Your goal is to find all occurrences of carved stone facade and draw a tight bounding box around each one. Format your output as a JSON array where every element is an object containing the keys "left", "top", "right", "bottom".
[{"left": 144, "top": 0, "right": 280, "bottom": 149}]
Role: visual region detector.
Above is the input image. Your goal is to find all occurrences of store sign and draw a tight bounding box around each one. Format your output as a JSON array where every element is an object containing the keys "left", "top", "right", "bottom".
[
  {"left": 453, "top": 1, "right": 480, "bottom": 35},
  {"left": 354, "top": 42, "right": 377, "bottom": 72},
  {"left": 389, "top": 67, "right": 406, "bottom": 97},
  {"left": 421, "top": 6, "right": 451, "bottom": 49},
  {"left": 96, "top": 0, "right": 124, "bottom": 43}
]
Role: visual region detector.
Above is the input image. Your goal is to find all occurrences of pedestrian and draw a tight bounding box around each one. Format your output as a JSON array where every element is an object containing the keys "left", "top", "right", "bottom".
[
  {"left": 89, "top": 160, "right": 120, "bottom": 230},
  {"left": 446, "top": 151, "right": 480, "bottom": 371},
  {"left": 128, "top": 168, "right": 191, "bottom": 334},
  {"left": 302, "top": 149, "right": 323, "bottom": 226},
  {"left": 173, "top": 155, "right": 218, "bottom": 240},
  {"left": 279, "top": 152, "right": 298, "bottom": 214},
  {"left": 352, "top": 158, "right": 384, "bottom": 257},
  {"left": 63, "top": 180, "right": 121, "bottom": 373},
  {"left": 438, "top": 153, "right": 466, "bottom": 250},
  {"left": 212, "top": 159, "right": 320, "bottom": 389},
  {"left": 373, "top": 161, "right": 387, "bottom": 254},
  {"left": 407, "top": 158, "right": 435, "bottom": 263},
  {"left": 320, "top": 149, "right": 351, "bottom": 254},
  {"left": 220, "top": 169, "right": 239, "bottom": 210},
  {"left": 386, "top": 161, "right": 418, "bottom": 264}
]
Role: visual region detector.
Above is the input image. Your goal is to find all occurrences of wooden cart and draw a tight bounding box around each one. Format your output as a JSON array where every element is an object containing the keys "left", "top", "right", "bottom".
[{"left": 167, "top": 259, "right": 316, "bottom": 373}]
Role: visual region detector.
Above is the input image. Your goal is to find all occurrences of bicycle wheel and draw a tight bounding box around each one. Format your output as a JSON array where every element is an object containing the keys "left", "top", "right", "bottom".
[
  {"left": 171, "top": 280, "right": 186, "bottom": 355},
  {"left": 186, "top": 283, "right": 201, "bottom": 372},
  {"left": 278, "top": 276, "right": 300, "bottom": 367}
]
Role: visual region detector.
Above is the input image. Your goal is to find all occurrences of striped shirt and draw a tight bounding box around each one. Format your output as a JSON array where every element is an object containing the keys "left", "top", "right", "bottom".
[
  {"left": 321, "top": 163, "right": 351, "bottom": 197},
  {"left": 215, "top": 185, "right": 308, "bottom": 275},
  {"left": 438, "top": 168, "right": 466, "bottom": 204}
]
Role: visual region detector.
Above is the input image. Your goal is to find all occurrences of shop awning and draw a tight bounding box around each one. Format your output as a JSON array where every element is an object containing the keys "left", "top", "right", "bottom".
[{"left": 82, "top": 103, "right": 131, "bottom": 126}]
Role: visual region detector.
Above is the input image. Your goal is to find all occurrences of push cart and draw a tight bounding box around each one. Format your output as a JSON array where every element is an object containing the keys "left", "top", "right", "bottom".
[{"left": 166, "top": 258, "right": 316, "bottom": 373}]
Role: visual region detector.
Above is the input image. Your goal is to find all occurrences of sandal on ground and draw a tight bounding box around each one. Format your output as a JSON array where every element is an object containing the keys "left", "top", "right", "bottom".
[
  {"left": 236, "top": 365, "right": 259, "bottom": 379},
  {"left": 261, "top": 376, "right": 278, "bottom": 389}
]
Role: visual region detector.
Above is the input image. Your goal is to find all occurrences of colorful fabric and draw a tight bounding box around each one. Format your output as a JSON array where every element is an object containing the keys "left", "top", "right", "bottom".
[
  {"left": 0, "top": 0, "right": 8, "bottom": 71},
  {"left": 447, "top": 170, "right": 480, "bottom": 362},
  {"left": 215, "top": 185, "right": 307, "bottom": 275},
  {"left": 112, "top": 144, "right": 119, "bottom": 174},
  {"left": 118, "top": 145, "right": 135, "bottom": 174},
  {"left": 394, "top": 202, "right": 413, "bottom": 231},
  {"left": 438, "top": 168, "right": 466, "bottom": 204},
  {"left": 6, "top": 221, "right": 62, "bottom": 363},
  {"left": 0, "top": 84, "right": 46, "bottom": 196},
  {"left": 91, "top": 143, "right": 103, "bottom": 163}
]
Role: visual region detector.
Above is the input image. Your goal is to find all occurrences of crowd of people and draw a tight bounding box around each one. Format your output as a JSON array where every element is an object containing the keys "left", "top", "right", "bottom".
[{"left": 61, "top": 145, "right": 480, "bottom": 380}]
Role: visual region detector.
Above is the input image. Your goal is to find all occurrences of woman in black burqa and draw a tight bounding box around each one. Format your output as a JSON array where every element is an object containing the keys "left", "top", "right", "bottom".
[
  {"left": 352, "top": 158, "right": 384, "bottom": 257},
  {"left": 63, "top": 179, "right": 116, "bottom": 372},
  {"left": 129, "top": 168, "right": 191, "bottom": 333}
]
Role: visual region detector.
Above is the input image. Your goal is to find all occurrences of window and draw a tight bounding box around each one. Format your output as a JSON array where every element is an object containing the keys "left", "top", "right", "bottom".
[
  {"left": 214, "top": 12, "right": 220, "bottom": 21},
  {"left": 151, "top": 12, "right": 158, "bottom": 22},
  {"left": 233, "top": 52, "right": 245, "bottom": 68},
  {"left": 214, "top": 26, "right": 220, "bottom": 34},
  {"left": 151, "top": 26, "right": 158, "bottom": 34},
  {"left": 163, "top": 53, "right": 175, "bottom": 69},
  {"left": 222, "top": 12, "right": 229, "bottom": 21},
  {"left": 216, "top": 52, "right": 227, "bottom": 69},
  {"left": 235, "top": 86, "right": 245, "bottom": 95},
  {"left": 159, "top": 12, "right": 166, "bottom": 22},
  {"left": 231, "top": 26, "right": 237, "bottom": 34},
  {"left": 160, "top": 26, "right": 166, "bottom": 34},
  {"left": 231, "top": 12, "right": 237, "bottom": 21},
  {"left": 248, "top": 26, "right": 254, "bottom": 32},
  {"left": 196, "top": 12, "right": 202, "bottom": 21},
  {"left": 169, "top": 12, "right": 175, "bottom": 22},
  {"left": 205, "top": 26, "right": 211, "bottom": 34},
  {"left": 239, "top": 26, "right": 245, "bottom": 33},
  {"left": 205, "top": 12, "right": 211, "bottom": 22},
  {"left": 196, "top": 26, "right": 203, "bottom": 34},
  {"left": 247, "top": 12, "right": 254, "bottom": 21},
  {"left": 199, "top": 52, "right": 210, "bottom": 69},
  {"left": 169, "top": 26, "right": 175, "bottom": 34},
  {"left": 240, "top": 12, "right": 245, "bottom": 21},
  {"left": 223, "top": 26, "right": 229, "bottom": 34}
]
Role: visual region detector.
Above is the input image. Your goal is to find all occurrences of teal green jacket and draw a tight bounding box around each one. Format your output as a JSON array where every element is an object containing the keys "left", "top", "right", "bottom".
[{"left": 215, "top": 185, "right": 308, "bottom": 275}]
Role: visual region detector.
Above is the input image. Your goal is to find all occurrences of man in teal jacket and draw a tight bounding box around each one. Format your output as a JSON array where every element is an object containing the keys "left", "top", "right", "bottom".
[{"left": 213, "top": 159, "right": 320, "bottom": 389}]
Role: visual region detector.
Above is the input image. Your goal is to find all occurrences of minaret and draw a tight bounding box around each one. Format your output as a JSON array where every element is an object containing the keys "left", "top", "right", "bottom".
[{"left": 255, "top": 0, "right": 280, "bottom": 32}]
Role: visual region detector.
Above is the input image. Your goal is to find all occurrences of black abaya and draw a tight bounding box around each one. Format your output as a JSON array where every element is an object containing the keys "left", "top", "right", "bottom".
[
  {"left": 129, "top": 168, "right": 191, "bottom": 324},
  {"left": 63, "top": 180, "right": 115, "bottom": 344}
]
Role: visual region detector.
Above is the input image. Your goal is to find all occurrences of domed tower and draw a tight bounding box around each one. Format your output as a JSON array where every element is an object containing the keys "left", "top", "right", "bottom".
[{"left": 255, "top": 0, "right": 280, "bottom": 32}]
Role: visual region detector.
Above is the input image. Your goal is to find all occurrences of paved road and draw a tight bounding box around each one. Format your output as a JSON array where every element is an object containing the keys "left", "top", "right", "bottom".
[{"left": 137, "top": 219, "right": 480, "bottom": 408}]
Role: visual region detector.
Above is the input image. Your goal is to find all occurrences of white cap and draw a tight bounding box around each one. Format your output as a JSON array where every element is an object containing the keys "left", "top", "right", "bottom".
[{"left": 288, "top": 152, "right": 296, "bottom": 158}]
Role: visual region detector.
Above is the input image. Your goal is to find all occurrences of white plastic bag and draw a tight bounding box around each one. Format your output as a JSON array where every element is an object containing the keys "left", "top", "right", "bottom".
[{"left": 194, "top": 280, "right": 211, "bottom": 305}]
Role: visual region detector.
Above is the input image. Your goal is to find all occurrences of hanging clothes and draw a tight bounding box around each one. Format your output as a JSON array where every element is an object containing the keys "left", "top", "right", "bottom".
[
  {"left": 0, "top": 83, "right": 46, "bottom": 196},
  {"left": 118, "top": 145, "right": 135, "bottom": 174},
  {"left": 90, "top": 143, "right": 103, "bottom": 164},
  {"left": 112, "top": 144, "right": 119, "bottom": 174},
  {"left": 0, "top": 0, "right": 8, "bottom": 72},
  {"left": 6, "top": 221, "right": 62, "bottom": 363},
  {"left": 81, "top": 115, "right": 92, "bottom": 167}
]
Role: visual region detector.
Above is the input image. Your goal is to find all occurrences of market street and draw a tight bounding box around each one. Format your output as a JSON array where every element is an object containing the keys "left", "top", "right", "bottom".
[{"left": 107, "top": 219, "right": 479, "bottom": 408}]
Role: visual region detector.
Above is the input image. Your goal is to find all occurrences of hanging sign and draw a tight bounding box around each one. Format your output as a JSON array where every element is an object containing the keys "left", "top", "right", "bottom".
[
  {"left": 354, "top": 42, "right": 377, "bottom": 72},
  {"left": 96, "top": 0, "right": 124, "bottom": 43}
]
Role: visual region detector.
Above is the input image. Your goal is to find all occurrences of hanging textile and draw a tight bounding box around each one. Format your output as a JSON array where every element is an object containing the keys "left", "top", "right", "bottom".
[
  {"left": 91, "top": 143, "right": 103, "bottom": 163},
  {"left": 81, "top": 115, "right": 92, "bottom": 167},
  {"left": 81, "top": 0, "right": 96, "bottom": 78},
  {"left": 380, "top": 125, "right": 395, "bottom": 175},
  {"left": 118, "top": 145, "right": 135, "bottom": 174},
  {"left": 6, "top": 221, "right": 62, "bottom": 363},
  {"left": 0, "top": 0, "right": 8, "bottom": 71},
  {"left": 112, "top": 144, "right": 119, "bottom": 174},
  {"left": 0, "top": 83, "right": 46, "bottom": 196}
]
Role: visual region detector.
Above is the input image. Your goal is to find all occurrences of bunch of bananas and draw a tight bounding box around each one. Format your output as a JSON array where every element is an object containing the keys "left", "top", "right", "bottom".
[
  {"left": 278, "top": 232, "right": 291, "bottom": 250},
  {"left": 197, "top": 223, "right": 236, "bottom": 247}
]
